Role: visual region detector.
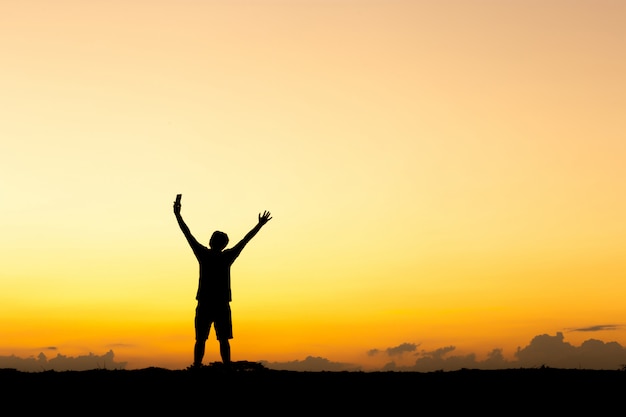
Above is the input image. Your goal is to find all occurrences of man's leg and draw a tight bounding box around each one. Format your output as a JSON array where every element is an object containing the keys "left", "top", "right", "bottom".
[
  {"left": 194, "top": 303, "right": 210, "bottom": 367},
  {"left": 216, "top": 303, "right": 232, "bottom": 365},
  {"left": 219, "top": 339, "right": 230, "bottom": 364},
  {"left": 194, "top": 340, "right": 206, "bottom": 367}
]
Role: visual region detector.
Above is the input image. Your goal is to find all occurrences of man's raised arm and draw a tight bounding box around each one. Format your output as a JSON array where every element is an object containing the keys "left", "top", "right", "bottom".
[
  {"left": 173, "top": 195, "right": 201, "bottom": 249},
  {"left": 231, "top": 210, "right": 272, "bottom": 254}
]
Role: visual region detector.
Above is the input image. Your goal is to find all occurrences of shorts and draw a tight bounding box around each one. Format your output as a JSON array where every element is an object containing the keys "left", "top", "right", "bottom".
[{"left": 195, "top": 301, "right": 233, "bottom": 341}]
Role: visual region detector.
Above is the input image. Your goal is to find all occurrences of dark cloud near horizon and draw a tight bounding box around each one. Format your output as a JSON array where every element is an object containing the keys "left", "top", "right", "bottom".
[
  {"left": 389, "top": 332, "right": 626, "bottom": 372},
  {"left": 420, "top": 345, "right": 456, "bottom": 359},
  {"left": 368, "top": 342, "right": 420, "bottom": 357},
  {"left": 569, "top": 324, "right": 621, "bottom": 332},
  {"left": 367, "top": 348, "right": 380, "bottom": 357},
  {"left": 387, "top": 343, "right": 419, "bottom": 356},
  {"left": 0, "top": 350, "right": 127, "bottom": 372}
]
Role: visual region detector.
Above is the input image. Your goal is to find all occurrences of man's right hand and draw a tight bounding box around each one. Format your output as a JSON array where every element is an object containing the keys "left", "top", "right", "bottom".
[{"left": 258, "top": 210, "right": 272, "bottom": 225}]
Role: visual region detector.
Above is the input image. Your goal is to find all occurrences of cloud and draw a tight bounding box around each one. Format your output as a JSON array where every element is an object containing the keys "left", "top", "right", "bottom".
[
  {"left": 0, "top": 350, "right": 127, "bottom": 372},
  {"left": 422, "top": 345, "right": 456, "bottom": 359},
  {"left": 569, "top": 324, "right": 621, "bottom": 332},
  {"left": 513, "top": 332, "right": 626, "bottom": 370},
  {"left": 260, "top": 356, "right": 361, "bottom": 372},
  {"left": 368, "top": 343, "right": 420, "bottom": 357},
  {"left": 367, "top": 349, "right": 381, "bottom": 357},
  {"left": 387, "top": 343, "right": 419, "bottom": 356},
  {"left": 404, "top": 346, "right": 482, "bottom": 372},
  {"left": 380, "top": 332, "right": 626, "bottom": 372}
]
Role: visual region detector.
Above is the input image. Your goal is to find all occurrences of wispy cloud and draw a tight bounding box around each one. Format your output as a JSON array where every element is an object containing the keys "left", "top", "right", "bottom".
[
  {"left": 568, "top": 324, "right": 621, "bottom": 332},
  {"left": 106, "top": 343, "right": 135, "bottom": 348}
]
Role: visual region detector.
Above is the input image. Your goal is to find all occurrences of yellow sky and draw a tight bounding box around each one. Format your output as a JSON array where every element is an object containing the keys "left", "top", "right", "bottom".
[{"left": 2, "top": 1, "right": 625, "bottom": 371}]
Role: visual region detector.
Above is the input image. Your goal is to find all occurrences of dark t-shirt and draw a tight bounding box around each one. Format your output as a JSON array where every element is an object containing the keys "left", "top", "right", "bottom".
[
  {"left": 189, "top": 242, "right": 242, "bottom": 303},
  {"left": 176, "top": 212, "right": 261, "bottom": 304}
]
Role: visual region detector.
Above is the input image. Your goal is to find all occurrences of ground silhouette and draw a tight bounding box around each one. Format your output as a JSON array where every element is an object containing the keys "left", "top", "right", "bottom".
[{"left": 2, "top": 361, "right": 624, "bottom": 414}]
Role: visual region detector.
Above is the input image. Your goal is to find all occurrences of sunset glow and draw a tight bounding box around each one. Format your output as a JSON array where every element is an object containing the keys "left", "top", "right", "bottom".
[{"left": 2, "top": 1, "right": 625, "bottom": 371}]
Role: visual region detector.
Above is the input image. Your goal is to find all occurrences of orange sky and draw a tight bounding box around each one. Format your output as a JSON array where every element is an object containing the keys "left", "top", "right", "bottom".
[{"left": 1, "top": 1, "right": 625, "bottom": 371}]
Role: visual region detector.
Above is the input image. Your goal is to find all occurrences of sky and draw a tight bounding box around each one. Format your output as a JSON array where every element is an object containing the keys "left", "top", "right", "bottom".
[{"left": 2, "top": 0, "right": 626, "bottom": 372}]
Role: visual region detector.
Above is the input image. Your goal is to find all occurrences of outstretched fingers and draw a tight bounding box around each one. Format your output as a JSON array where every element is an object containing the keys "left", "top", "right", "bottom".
[{"left": 259, "top": 210, "right": 272, "bottom": 223}]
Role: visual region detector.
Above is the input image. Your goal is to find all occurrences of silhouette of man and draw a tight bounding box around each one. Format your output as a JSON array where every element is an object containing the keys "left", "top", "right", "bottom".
[{"left": 173, "top": 195, "right": 272, "bottom": 368}]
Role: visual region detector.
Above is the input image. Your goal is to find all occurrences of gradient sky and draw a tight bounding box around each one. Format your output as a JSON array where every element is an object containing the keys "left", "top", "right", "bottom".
[{"left": 2, "top": 0, "right": 625, "bottom": 371}]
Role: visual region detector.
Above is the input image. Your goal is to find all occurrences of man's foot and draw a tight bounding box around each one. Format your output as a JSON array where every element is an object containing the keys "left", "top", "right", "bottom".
[{"left": 186, "top": 363, "right": 203, "bottom": 371}]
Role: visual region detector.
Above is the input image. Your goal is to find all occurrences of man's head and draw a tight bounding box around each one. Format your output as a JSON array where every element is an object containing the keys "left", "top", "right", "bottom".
[{"left": 209, "top": 231, "right": 229, "bottom": 251}]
